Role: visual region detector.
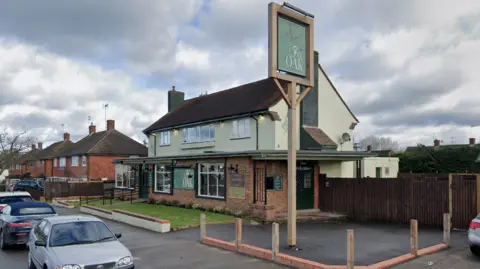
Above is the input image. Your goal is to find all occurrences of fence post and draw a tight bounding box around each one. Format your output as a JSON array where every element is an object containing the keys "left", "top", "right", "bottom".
[
  {"left": 272, "top": 222, "right": 279, "bottom": 261},
  {"left": 443, "top": 213, "right": 451, "bottom": 246},
  {"left": 200, "top": 214, "right": 206, "bottom": 243},
  {"left": 448, "top": 174, "right": 453, "bottom": 228},
  {"left": 79, "top": 196, "right": 82, "bottom": 206},
  {"left": 235, "top": 218, "right": 242, "bottom": 250},
  {"left": 410, "top": 219, "right": 418, "bottom": 256},
  {"left": 347, "top": 229, "right": 354, "bottom": 269}
]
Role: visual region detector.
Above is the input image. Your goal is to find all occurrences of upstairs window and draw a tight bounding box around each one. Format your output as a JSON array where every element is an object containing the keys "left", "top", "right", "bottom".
[
  {"left": 182, "top": 125, "right": 215, "bottom": 143},
  {"left": 159, "top": 131, "right": 171, "bottom": 146},
  {"left": 71, "top": 156, "right": 78, "bottom": 167},
  {"left": 232, "top": 118, "right": 251, "bottom": 139},
  {"left": 53, "top": 159, "right": 58, "bottom": 167},
  {"left": 81, "top": 156, "right": 87, "bottom": 167},
  {"left": 59, "top": 157, "right": 66, "bottom": 167}
]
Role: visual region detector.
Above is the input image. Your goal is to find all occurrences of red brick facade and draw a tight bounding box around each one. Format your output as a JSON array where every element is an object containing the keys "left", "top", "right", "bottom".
[{"left": 49, "top": 155, "right": 128, "bottom": 180}]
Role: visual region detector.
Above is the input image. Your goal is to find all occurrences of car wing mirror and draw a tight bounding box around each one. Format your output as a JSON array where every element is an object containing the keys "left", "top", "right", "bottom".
[
  {"left": 34, "top": 240, "right": 46, "bottom": 247},
  {"left": 115, "top": 233, "right": 122, "bottom": 239}
]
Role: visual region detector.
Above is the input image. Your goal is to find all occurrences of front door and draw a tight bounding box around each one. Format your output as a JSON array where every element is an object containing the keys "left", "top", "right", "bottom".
[
  {"left": 138, "top": 169, "right": 148, "bottom": 199},
  {"left": 296, "top": 165, "right": 314, "bottom": 210}
]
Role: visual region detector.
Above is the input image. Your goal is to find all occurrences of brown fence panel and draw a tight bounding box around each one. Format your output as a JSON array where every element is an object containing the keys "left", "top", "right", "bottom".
[
  {"left": 44, "top": 181, "right": 108, "bottom": 200},
  {"left": 452, "top": 174, "right": 477, "bottom": 229}
]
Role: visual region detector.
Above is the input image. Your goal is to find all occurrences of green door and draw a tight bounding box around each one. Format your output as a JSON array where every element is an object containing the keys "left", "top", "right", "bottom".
[
  {"left": 296, "top": 166, "right": 314, "bottom": 210},
  {"left": 375, "top": 167, "right": 382, "bottom": 178},
  {"left": 139, "top": 170, "right": 148, "bottom": 199}
]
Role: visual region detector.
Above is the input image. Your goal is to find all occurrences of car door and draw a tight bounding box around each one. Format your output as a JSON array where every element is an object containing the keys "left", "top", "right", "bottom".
[
  {"left": 36, "top": 222, "right": 52, "bottom": 266},
  {"left": 30, "top": 220, "right": 47, "bottom": 267}
]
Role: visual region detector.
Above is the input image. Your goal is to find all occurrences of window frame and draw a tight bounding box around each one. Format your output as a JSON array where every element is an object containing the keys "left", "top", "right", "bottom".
[
  {"left": 196, "top": 162, "right": 226, "bottom": 200},
  {"left": 231, "top": 118, "right": 251, "bottom": 139},
  {"left": 81, "top": 156, "right": 87, "bottom": 167},
  {"left": 53, "top": 158, "right": 58, "bottom": 168},
  {"left": 182, "top": 124, "right": 215, "bottom": 144},
  {"left": 159, "top": 131, "right": 171, "bottom": 146},
  {"left": 115, "top": 164, "right": 135, "bottom": 190},
  {"left": 71, "top": 156, "right": 79, "bottom": 167},
  {"left": 59, "top": 157, "right": 66, "bottom": 167},
  {"left": 153, "top": 164, "right": 172, "bottom": 194},
  {"left": 384, "top": 167, "right": 390, "bottom": 176}
]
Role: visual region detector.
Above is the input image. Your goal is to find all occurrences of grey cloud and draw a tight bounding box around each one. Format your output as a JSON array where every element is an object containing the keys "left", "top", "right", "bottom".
[{"left": 3, "top": 113, "right": 53, "bottom": 130}]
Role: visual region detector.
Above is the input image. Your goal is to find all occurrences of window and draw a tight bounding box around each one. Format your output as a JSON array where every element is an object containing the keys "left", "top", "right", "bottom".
[
  {"left": 53, "top": 159, "right": 57, "bottom": 167},
  {"left": 37, "top": 160, "right": 41, "bottom": 167},
  {"left": 384, "top": 167, "right": 390, "bottom": 176},
  {"left": 81, "top": 156, "right": 87, "bottom": 167},
  {"left": 115, "top": 164, "right": 135, "bottom": 189},
  {"left": 232, "top": 118, "right": 251, "bottom": 139},
  {"left": 71, "top": 156, "right": 79, "bottom": 167},
  {"left": 198, "top": 163, "right": 225, "bottom": 199},
  {"left": 154, "top": 165, "right": 171, "bottom": 193},
  {"left": 159, "top": 131, "right": 171, "bottom": 146},
  {"left": 182, "top": 125, "right": 215, "bottom": 143},
  {"left": 59, "top": 157, "right": 66, "bottom": 167}
]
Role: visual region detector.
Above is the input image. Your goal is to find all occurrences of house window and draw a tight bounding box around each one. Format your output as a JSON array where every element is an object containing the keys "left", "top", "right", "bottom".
[
  {"left": 59, "top": 157, "right": 66, "bottom": 167},
  {"left": 159, "top": 131, "right": 171, "bottom": 146},
  {"left": 115, "top": 164, "right": 135, "bottom": 189},
  {"left": 16, "top": 164, "right": 20, "bottom": 170},
  {"left": 154, "top": 165, "right": 171, "bottom": 193},
  {"left": 71, "top": 156, "right": 79, "bottom": 167},
  {"left": 384, "top": 167, "right": 390, "bottom": 176},
  {"left": 37, "top": 161, "right": 41, "bottom": 167},
  {"left": 198, "top": 163, "right": 225, "bottom": 199},
  {"left": 53, "top": 159, "right": 58, "bottom": 167},
  {"left": 182, "top": 125, "right": 215, "bottom": 143},
  {"left": 81, "top": 156, "right": 87, "bottom": 167},
  {"left": 232, "top": 118, "right": 251, "bottom": 139}
]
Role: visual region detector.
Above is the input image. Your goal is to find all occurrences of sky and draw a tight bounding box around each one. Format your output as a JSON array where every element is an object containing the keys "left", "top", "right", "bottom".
[{"left": 1, "top": 0, "right": 480, "bottom": 149}]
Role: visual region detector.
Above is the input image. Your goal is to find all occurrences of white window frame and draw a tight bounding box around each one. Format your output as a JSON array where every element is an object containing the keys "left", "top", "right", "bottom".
[
  {"left": 231, "top": 118, "right": 251, "bottom": 139},
  {"left": 59, "top": 157, "right": 66, "bottom": 167},
  {"left": 154, "top": 165, "right": 171, "bottom": 193},
  {"left": 53, "top": 158, "right": 58, "bottom": 167},
  {"left": 71, "top": 156, "right": 79, "bottom": 167},
  {"left": 197, "top": 163, "right": 225, "bottom": 199},
  {"left": 81, "top": 156, "right": 87, "bottom": 167},
  {"left": 182, "top": 124, "right": 215, "bottom": 144},
  {"left": 159, "top": 131, "right": 171, "bottom": 146},
  {"left": 115, "top": 164, "right": 135, "bottom": 189},
  {"left": 384, "top": 167, "right": 390, "bottom": 176}
]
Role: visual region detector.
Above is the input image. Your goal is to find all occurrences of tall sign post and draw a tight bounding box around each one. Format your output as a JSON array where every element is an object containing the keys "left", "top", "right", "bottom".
[{"left": 268, "top": 2, "right": 314, "bottom": 247}]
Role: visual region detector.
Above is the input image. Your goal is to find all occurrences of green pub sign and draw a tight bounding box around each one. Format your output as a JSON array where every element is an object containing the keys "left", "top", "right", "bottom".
[{"left": 277, "top": 16, "right": 307, "bottom": 77}]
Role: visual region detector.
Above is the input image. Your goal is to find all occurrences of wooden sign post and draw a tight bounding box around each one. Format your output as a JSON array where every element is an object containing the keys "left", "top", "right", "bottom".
[{"left": 268, "top": 2, "right": 315, "bottom": 247}]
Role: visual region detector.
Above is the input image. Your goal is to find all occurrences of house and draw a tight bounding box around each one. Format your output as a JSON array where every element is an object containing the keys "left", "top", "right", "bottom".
[
  {"left": 114, "top": 51, "right": 383, "bottom": 220},
  {"left": 51, "top": 120, "right": 147, "bottom": 182},
  {"left": 8, "top": 143, "right": 43, "bottom": 178},
  {"left": 36, "top": 132, "right": 74, "bottom": 178},
  {"left": 353, "top": 145, "right": 399, "bottom": 178}
]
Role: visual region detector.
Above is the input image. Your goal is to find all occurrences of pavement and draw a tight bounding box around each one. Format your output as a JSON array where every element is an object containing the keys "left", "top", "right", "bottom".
[
  {"left": 207, "top": 221, "right": 465, "bottom": 266},
  {"left": 1, "top": 207, "right": 285, "bottom": 269}
]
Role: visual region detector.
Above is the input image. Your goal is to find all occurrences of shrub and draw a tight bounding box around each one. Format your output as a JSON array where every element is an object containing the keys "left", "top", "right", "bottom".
[
  {"left": 170, "top": 200, "right": 180, "bottom": 206},
  {"left": 192, "top": 203, "right": 202, "bottom": 209},
  {"left": 185, "top": 203, "right": 194, "bottom": 209}
]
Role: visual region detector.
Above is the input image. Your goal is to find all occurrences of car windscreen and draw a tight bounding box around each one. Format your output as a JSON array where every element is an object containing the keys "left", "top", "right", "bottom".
[
  {"left": 0, "top": 196, "right": 33, "bottom": 204},
  {"left": 50, "top": 221, "right": 115, "bottom": 247},
  {"left": 11, "top": 206, "right": 55, "bottom": 216}
]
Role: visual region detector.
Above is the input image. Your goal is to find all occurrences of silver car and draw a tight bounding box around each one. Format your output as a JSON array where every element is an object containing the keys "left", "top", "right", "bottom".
[
  {"left": 469, "top": 215, "right": 480, "bottom": 254},
  {"left": 27, "top": 215, "right": 134, "bottom": 269}
]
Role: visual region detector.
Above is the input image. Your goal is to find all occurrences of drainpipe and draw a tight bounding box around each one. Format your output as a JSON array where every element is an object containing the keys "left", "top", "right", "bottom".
[{"left": 251, "top": 116, "right": 259, "bottom": 150}]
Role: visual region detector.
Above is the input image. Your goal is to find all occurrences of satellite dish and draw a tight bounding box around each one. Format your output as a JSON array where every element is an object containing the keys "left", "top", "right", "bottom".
[{"left": 341, "top": 133, "right": 351, "bottom": 144}]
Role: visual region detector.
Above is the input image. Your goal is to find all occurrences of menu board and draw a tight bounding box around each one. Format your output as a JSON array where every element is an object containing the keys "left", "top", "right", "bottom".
[{"left": 229, "top": 173, "right": 245, "bottom": 199}]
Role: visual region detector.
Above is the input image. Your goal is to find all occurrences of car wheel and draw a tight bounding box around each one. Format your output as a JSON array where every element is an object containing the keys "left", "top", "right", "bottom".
[
  {"left": 471, "top": 245, "right": 480, "bottom": 255},
  {"left": 0, "top": 230, "right": 7, "bottom": 250}
]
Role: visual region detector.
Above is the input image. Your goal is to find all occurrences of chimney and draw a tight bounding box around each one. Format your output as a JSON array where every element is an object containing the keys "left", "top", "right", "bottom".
[
  {"left": 64, "top": 132, "right": 70, "bottom": 142},
  {"left": 107, "top": 119, "right": 115, "bottom": 131},
  {"left": 434, "top": 139, "right": 440, "bottom": 147},
  {"left": 31, "top": 144, "right": 36, "bottom": 150},
  {"left": 89, "top": 124, "right": 96, "bottom": 135},
  {"left": 470, "top": 137, "right": 476, "bottom": 146},
  {"left": 366, "top": 145, "right": 372, "bottom": 152},
  {"left": 168, "top": 86, "right": 185, "bottom": 112},
  {"left": 38, "top": 142, "right": 43, "bottom": 150}
]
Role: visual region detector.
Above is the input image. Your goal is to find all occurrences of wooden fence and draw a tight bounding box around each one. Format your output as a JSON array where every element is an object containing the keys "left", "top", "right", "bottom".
[
  {"left": 44, "top": 181, "right": 115, "bottom": 201},
  {"left": 319, "top": 173, "right": 478, "bottom": 229}
]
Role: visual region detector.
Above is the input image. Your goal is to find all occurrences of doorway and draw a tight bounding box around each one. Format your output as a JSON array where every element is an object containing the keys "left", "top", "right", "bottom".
[
  {"left": 138, "top": 168, "right": 149, "bottom": 199},
  {"left": 296, "top": 164, "right": 314, "bottom": 210}
]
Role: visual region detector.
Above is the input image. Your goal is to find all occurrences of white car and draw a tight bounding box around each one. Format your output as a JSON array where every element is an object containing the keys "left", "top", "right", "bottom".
[
  {"left": 0, "top": 191, "right": 34, "bottom": 210},
  {"left": 469, "top": 215, "right": 480, "bottom": 254}
]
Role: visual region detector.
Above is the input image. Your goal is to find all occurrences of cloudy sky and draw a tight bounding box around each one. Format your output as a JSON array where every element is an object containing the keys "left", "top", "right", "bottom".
[{"left": 0, "top": 0, "right": 479, "bottom": 149}]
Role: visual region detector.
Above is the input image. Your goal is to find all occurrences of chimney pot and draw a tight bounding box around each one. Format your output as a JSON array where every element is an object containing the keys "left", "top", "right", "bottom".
[
  {"left": 172, "top": 85, "right": 176, "bottom": 92},
  {"left": 31, "top": 144, "right": 36, "bottom": 150},
  {"left": 89, "top": 124, "right": 96, "bottom": 135},
  {"left": 64, "top": 132, "right": 70, "bottom": 142},
  {"left": 107, "top": 120, "right": 115, "bottom": 131},
  {"left": 434, "top": 139, "right": 440, "bottom": 147},
  {"left": 366, "top": 145, "right": 372, "bottom": 152},
  {"left": 470, "top": 137, "right": 476, "bottom": 146},
  {"left": 38, "top": 142, "right": 43, "bottom": 150}
]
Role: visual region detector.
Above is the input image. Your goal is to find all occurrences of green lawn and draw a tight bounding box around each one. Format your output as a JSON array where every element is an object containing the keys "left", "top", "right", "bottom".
[{"left": 98, "top": 203, "right": 236, "bottom": 229}]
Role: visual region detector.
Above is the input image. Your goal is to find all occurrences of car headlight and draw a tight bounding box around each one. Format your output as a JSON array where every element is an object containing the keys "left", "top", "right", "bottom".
[
  {"left": 118, "top": 256, "right": 133, "bottom": 266},
  {"left": 61, "top": 265, "right": 81, "bottom": 269}
]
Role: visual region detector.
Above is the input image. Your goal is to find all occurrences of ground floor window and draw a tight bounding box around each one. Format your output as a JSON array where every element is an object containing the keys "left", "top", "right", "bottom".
[
  {"left": 198, "top": 163, "right": 225, "bottom": 199},
  {"left": 154, "top": 165, "right": 171, "bottom": 193},
  {"left": 115, "top": 164, "right": 135, "bottom": 189}
]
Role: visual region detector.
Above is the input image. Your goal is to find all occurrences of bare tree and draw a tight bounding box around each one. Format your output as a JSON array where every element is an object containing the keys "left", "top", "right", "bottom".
[
  {"left": 358, "top": 135, "right": 399, "bottom": 151},
  {"left": 0, "top": 129, "right": 36, "bottom": 177}
]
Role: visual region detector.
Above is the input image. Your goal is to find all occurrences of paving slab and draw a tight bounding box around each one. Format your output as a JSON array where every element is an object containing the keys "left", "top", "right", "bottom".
[{"left": 206, "top": 221, "right": 464, "bottom": 266}]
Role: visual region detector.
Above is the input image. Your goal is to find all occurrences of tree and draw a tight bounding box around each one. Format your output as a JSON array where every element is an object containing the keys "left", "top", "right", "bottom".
[
  {"left": 0, "top": 129, "right": 36, "bottom": 177},
  {"left": 357, "top": 135, "right": 399, "bottom": 151}
]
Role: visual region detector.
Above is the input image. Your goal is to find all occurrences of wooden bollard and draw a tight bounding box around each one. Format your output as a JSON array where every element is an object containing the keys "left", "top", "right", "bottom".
[
  {"left": 443, "top": 213, "right": 451, "bottom": 246},
  {"left": 410, "top": 219, "right": 418, "bottom": 256},
  {"left": 235, "top": 218, "right": 242, "bottom": 250},
  {"left": 200, "top": 213, "right": 206, "bottom": 242},
  {"left": 272, "top": 222, "right": 279, "bottom": 260},
  {"left": 347, "top": 230, "right": 354, "bottom": 269}
]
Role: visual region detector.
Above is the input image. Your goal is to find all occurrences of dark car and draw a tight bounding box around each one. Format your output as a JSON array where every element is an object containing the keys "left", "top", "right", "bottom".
[
  {"left": 13, "top": 180, "right": 44, "bottom": 192},
  {"left": 0, "top": 202, "right": 57, "bottom": 249}
]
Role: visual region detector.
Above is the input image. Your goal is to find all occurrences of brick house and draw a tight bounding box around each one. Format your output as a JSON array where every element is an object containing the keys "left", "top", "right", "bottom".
[
  {"left": 114, "top": 53, "right": 377, "bottom": 220},
  {"left": 37, "top": 132, "right": 74, "bottom": 178},
  {"left": 8, "top": 143, "right": 43, "bottom": 178},
  {"left": 51, "top": 120, "right": 147, "bottom": 184}
]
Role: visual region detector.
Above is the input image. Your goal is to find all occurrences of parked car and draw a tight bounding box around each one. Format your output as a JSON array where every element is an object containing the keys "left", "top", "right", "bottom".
[
  {"left": 28, "top": 215, "right": 134, "bottom": 269},
  {"left": 13, "top": 180, "right": 44, "bottom": 193},
  {"left": 0, "top": 202, "right": 57, "bottom": 250},
  {"left": 0, "top": 192, "right": 34, "bottom": 210},
  {"left": 469, "top": 216, "right": 480, "bottom": 254}
]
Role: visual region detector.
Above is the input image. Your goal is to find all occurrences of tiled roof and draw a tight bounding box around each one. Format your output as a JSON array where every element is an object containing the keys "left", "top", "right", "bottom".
[
  {"left": 18, "top": 149, "right": 41, "bottom": 162},
  {"left": 37, "top": 141, "right": 73, "bottom": 160},
  {"left": 302, "top": 126, "right": 337, "bottom": 147},
  {"left": 143, "top": 78, "right": 283, "bottom": 133},
  {"left": 54, "top": 130, "right": 147, "bottom": 157}
]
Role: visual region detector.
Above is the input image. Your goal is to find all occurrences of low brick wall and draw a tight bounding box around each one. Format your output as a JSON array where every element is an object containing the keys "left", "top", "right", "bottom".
[{"left": 80, "top": 205, "right": 171, "bottom": 233}]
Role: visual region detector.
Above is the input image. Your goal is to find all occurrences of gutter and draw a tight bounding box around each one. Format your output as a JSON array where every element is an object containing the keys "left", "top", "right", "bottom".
[{"left": 251, "top": 116, "right": 259, "bottom": 150}]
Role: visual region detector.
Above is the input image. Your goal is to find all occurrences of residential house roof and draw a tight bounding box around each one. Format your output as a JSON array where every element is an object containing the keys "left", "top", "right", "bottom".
[
  {"left": 37, "top": 141, "right": 73, "bottom": 160},
  {"left": 303, "top": 126, "right": 337, "bottom": 147},
  {"left": 143, "top": 78, "right": 284, "bottom": 134},
  {"left": 18, "top": 149, "right": 41, "bottom": 163},
  {"left": 54, "top": 130, "right": 147, "bottom": 157}
]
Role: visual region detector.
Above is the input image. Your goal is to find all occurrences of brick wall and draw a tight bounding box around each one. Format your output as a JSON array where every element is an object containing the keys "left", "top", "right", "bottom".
[
  {"left": 66, "top": 157, "right": 87, "bottom": 178},
  {"left": 45, "top": 160, "right": 53, "bottom": 177},
  {"left": 89, "top": 156, "right": 129, "bottom": 180},
  {"left": 259, "top": 160, "right": 289, "bottom": 213},
  {"left": 149, "top": 157, "right": 254, "bottom": 214}
]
